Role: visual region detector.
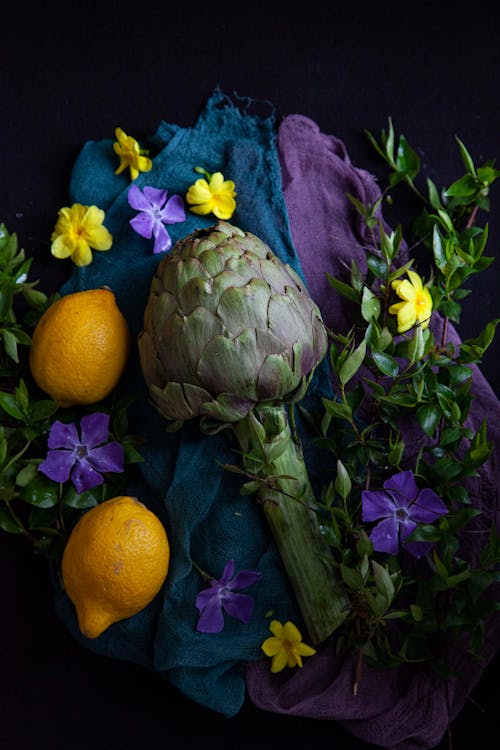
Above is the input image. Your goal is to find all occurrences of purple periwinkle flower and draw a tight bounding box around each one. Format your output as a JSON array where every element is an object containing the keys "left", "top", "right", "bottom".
[
  {"left": 195, "top": 559, "right": 262, "bottom": 633},
  {"left": 128, "top": 184, "right": 186, "bottom": 254},
  {"left": 362, "top": 470, "right": 448, "bottom": 559},
  {"left": 38, "top": 412, "right": 124, "bottom": 493}
]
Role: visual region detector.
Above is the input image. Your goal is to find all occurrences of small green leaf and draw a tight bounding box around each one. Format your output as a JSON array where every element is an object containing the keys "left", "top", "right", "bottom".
[
  {"left": 395, "top": 135, "right": 420, "bottom": 179},
  {"left": 335, "top": 459, "right": 352, "bottom": 500},
  {"left": 339, "top": 340, "right": 366, "bottom": 385},
  {"left": 0, "top": 392, "right": 25, "bottom": 420},
  {"left": 361, "top": 287, "right": 381, "bottom": 322},
  {"left": 416, "top": 403, "right": 441, "bottom": 436},
  {"left": 455, "top": 136, "right": 476, "bottom": 176},
  {"left": 326, "top": 273, "right": 360, "bottom": 304},
  {"left": 20, "top": 475, "right": 59, "bottom": 508},
  {"left": 371, "top": 350, "right": 399, "bottom": 377},
  {"left": 0, "top": 507, "right": 23, "bottom": 534}
]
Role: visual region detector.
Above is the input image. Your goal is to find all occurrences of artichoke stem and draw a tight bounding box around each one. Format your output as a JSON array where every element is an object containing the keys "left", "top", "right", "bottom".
[{"left": 231, "top": 404, "right": 347, "bottom": 645}]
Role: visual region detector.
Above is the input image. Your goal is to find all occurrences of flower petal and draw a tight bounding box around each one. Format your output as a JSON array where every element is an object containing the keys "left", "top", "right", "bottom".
[
  {"left": 410, "top": 488, "right": 448, "bottom": 523},
  {"left": 70, "top": 459, "right": 104, "bottom": 493},
  {"left": 152, "top": 223, "right": 172, "bottom": 254},
  {"left": 369, "top": 516, "right": 400, "bottom": 556},
  {"left": 79, "top": 412, "right": 110, "bottom": 448},
  {"left": 384, "top": 471, "right": 418, "bottom": 505},
  {"left": 161, "top": 194, "right": 186, "bottom": 224},
  {"left": 195, "top": 591, "right": 224, "bottom": 633},
  {"left": 86, "top": 442, "right": 124, "bottom": 474},
  {"left": 38, "top": 449, "right": 76, "bottom": 483},
  {"left": 229, "top": 569, "right": 262, "bottom": 590},
  {"left": 269, "top": 620, "right": 284, "bottom": 639},
  {"left": 282, "top": 621, "right": 303, "bottom": 643},
  {"left": 395, "top": 279, "right": 417, "bottom": 303},
  {"left": 294, "top": 641, "right": 317, "bottom": 657},
  {"left": 261, "top": 636, "right": 283, "bottom": 657},
  {"left": 186, "top": 179, "right": 212, "bottom": 204},
  {"left": 143, "top": 186, "right": 167, "bottom": 207},
  {"left": 72, "top": 239, "right": 93, "bottom": 267},
  {"left": 88, "top": 226, "right": 113, "bottom": 251},
  {"left": 127, "top": 183, "right": 151, "bottom": 210},
  {"left": 271, "top": 648, "right": 289, "bottom": 673},
  {"left": 130, "top": 212, "right": 154, "bottom": 239},
  {"left": 219, "top": 559, "right": 236, "bottom": 586},
  {"left": 361, "top": 488, "right": 395, "bottom": 522},
  {"left": 407, "top": 269, "right": 423, "bottom": 291},
  {"left": 212, "top": 195, "right": 236, "bottom": 220},
  {"left": 222, "top": 592, "right": 254, "bottom": 623},
  {"left": 47, "top": 420, "right": 79, "bottom": 449}
]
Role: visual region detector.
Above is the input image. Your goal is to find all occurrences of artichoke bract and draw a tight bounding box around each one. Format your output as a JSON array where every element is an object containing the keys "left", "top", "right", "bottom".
[{"left": 138, "top": 221, "right": 347, "bottom": 644}]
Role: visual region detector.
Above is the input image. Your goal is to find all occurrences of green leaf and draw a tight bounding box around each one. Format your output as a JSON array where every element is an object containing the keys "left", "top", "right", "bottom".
[
  {"left": 340, "top": 563, "right": 364, "bottom": 592},
  {"left": 326, "top": 273, "right": 360, "bottom": 304},
  {"left": 427, "top": 178, "right": 443, "bottom": 210},
  {"left": 0, "top": 391, "right": 25, "bottom": 420},
  {"left": 372, "top": 560, "right": 395, "bottom": 602},
  {"left": 322, "top": 398, "right": 352, "bottom": 421},
  {"left": 2, "top": 329, "right": 19, "bottom": 363},
  {"left": 63, "top": 486, "right": 99, "bottom": 509},
  {"left": 371, "top": 350, "right": 399, "bottom": 377},
  {"left": 15, "top": 463, "right": 38, "bottom": 487},
  {"left": 395, "top": 135, "right": 420, "bottom": 179},
  {"left": 335, "top": 459, "right": 352, "bottom": 500},
  {"left": 416, "top": 403, "right": 441, "bottom": 436},
  {"left": 29, "top": 399, "right": 59, "bottom": 422},
  {"left": 339, "top": 340, "right": 366, "bottom": 385},
  {"left": 20, "top": 475, "right": 59, "bottom": 508},
  {"left": 445, "top": 174, "right": 478, "bottom": 198},
  {"left": 0, "top": 507, "right": 23, "bottom": 534},
  {"left": 455, "top": 136, "right": 476, "bottom": 176},
  {"left": 361, "top": 287, "right": 381, "bottom": 322}
]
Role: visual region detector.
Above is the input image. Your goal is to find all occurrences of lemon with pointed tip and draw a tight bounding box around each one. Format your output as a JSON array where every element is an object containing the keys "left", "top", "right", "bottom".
[
  {"left": 61, "top": 496, "right": 170, "bottom": 639},
  {"left": 29, "top": 288, "right": 130, "bottom": 407}
]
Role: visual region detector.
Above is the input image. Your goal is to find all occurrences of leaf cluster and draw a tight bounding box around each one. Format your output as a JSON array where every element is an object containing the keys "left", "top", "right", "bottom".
[
  {"left": 317, "top": 124, "right": 499, "bottom": 673},
  {"left": 0, "top": 226, "right": 143, "bottom": 558}
]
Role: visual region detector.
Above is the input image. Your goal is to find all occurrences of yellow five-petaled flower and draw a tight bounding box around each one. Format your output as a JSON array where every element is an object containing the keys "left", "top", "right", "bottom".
[
  {"left": 261, "top": 620, "right": 316, "bottom": 673},
  {"left": 389, "top": 269, "right": 433, "bottom": 333},
  {"left": 113, "top": 127, "right": 152, "bottom": 181},
  {"left": 186, "top": 169, "right": 237, "bottom": 220},
  {"left": 50, "top": 204, "right": 113, "bottom": 267}
]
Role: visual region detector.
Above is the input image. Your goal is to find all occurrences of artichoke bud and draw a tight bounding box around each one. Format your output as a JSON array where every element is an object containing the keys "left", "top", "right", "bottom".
[{"left": 138, "top": 221, "right": 328, "bottom": 425}]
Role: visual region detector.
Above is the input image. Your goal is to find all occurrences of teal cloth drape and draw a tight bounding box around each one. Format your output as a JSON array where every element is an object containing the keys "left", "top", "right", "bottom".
[{"left": 53, "top": 89, "right": 329, "bottom": 717}]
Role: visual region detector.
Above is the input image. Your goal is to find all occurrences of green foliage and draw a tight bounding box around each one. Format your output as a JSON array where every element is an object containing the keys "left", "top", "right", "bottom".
[
  {"left": 318, "top": 125, "right": 499, "bottom": 674},
  {"left": 0, "top": 225, "right": 143, "bottom": 558}
]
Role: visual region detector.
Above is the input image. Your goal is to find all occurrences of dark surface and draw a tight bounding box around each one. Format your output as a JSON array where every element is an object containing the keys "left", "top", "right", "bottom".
[{"left": 1, "top": 3, "right": 498, "bottom": 749}]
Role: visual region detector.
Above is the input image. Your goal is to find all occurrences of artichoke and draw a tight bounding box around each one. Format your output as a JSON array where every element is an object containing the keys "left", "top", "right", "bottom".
[{"left": 138, "top": 221, "right": 347, "bottom": 644}]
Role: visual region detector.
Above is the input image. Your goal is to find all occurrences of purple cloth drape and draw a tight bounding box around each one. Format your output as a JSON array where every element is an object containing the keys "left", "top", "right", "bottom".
[{"left": 245, "top": 114, "right": 500, "bottom": 750}]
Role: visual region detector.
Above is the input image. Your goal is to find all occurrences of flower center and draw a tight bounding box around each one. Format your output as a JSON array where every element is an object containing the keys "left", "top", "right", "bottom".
[
  {"left": 75, "top": 445, "right": 88, "bottom": 459},
  {"left": 415, "top": 291, "right": 427, "bottom": 312},
  {"left": 395, "top": 507, "right": 409, "bottom": 522}
]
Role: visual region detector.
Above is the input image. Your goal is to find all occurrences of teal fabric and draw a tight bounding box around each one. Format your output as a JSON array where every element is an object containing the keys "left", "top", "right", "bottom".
[{"left": 53, "top": 90, "right": 328, "bottom": 717}]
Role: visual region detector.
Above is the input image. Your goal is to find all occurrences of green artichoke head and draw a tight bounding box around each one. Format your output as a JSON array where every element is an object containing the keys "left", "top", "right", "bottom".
[{"left": 138, "top": 221, "right": 328, "bottom": 424}]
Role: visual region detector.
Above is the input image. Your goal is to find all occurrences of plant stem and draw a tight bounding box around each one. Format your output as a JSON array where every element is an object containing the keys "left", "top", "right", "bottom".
[{"left": 231, "top": 404, "right": 348, "bottom": 645}]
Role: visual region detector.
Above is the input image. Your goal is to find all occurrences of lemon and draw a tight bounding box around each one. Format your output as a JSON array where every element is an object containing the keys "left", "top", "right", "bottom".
[
  {"left": 29, "top": 288, "right": 130, "bottom": 407},
  {"left": 61, "top": 496, "right": 170, "bottom": 639}
]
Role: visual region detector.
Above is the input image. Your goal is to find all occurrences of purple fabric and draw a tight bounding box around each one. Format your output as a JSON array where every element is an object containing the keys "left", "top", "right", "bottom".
[{"left": 245, "top": 114, "right": 500, "bottom": 749}]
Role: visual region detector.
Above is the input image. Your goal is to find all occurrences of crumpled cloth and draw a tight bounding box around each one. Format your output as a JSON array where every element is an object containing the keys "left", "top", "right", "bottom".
[
  {"left": 245, "top": 113, "right": 500, "bottom": 750},
  {"left": 52, "top": 92, "right": 500, "bottom": 748}
]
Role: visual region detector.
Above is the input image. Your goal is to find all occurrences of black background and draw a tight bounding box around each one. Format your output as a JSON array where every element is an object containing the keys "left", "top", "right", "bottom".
[{"left": 1, "top": 3, "right": 498, "bottom": 749}]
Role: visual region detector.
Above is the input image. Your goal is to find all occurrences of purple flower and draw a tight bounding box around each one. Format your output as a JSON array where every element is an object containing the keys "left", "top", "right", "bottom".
[
  {"left": 128, "top": 184, "right": 186, "bottom": 254},
  {"left": 362, "top": 470, "right": 448, "bottom": 559},
  {"left": 38, "top": 413, "right": 124, "bottom": 493},
  {"left": 195, "top": 559, "right": 262, "bottom": 633}
]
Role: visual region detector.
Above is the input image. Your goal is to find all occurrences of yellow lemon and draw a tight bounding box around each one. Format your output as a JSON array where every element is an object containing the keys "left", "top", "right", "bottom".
[
  {"left": 61, "top": 496, "right": 170, "bottom": 639},
  {"left": 29, "top": 288, "right": 130, "bottom": 407}
]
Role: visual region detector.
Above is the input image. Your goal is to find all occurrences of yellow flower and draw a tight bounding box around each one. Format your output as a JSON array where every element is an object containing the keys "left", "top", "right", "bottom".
[
  {"left": 50, "top": 204, "right": 113, "bottom": 267},
  {"left": 261, "top": 620, "right": 316, "bottom": 673},
  {"left": 186, "top": 169, "right": 236, "bottom": 220},
  {"left": 113, "top": 127, "right": 152, "bottom": 181},
  {"left": 389, "top": 269, "right": 433, "bottom": 333}
]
